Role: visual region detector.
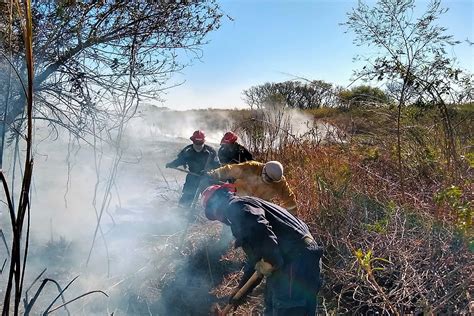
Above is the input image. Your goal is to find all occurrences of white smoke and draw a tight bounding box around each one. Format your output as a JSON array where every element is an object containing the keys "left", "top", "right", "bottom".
[
  {"left": 0, "top": 102, "right": 338, "bottom": 314},
  {"left": 127, "top": 104, "right": 235, "bottom": 145}
]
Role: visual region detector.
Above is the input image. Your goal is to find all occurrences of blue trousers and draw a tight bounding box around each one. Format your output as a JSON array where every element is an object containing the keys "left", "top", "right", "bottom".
[
  {"left": 179, "top": 174, "right": 208, "bottom": 207},
  {"left": 264, "top": 243, "right": 322, "bottom": 316}
]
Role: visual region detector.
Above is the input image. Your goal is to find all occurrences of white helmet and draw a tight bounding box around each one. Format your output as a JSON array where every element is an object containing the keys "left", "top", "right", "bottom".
[{"left": 262, "top": 161, "right": 284, "bottom": 183}]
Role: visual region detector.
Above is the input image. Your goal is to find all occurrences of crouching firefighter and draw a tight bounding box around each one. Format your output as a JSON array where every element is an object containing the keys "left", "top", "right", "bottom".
[
  {"left": 207, "top": 160, "right": 298, "bottom": 214},
  {"left": 202, "top": 184, "right": 323, "bottom": 316},
  {"left": 165, "top": 130, "right": 220, "bottom": 207}
]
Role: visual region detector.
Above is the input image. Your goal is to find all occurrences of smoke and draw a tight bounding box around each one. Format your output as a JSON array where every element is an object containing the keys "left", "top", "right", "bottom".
[
  {"left": 129, "top": 104, "right": 236, "bottom": 145},
  {"left": 10, "top": 128, "right": 189, "bottom": 314},
  {"left": 286, "top": 108, "right": 344, "bottom": 142},
  {"left": 0, "top": 102, "right": 337, "bottom": 315},
  {"left": 285, "top": 108, "right": 314, "bottom": 137},
  {"left": 0, "top": 102, "right": 247, "bottom": 315}
]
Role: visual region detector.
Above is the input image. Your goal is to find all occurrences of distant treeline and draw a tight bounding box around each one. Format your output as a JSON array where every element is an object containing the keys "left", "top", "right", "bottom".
[
  {"left": 242, "top": 80, "right": 471, "bottom": 110},
  {"left": 243, "top": 80, "right": 391, "bottom": 109}
]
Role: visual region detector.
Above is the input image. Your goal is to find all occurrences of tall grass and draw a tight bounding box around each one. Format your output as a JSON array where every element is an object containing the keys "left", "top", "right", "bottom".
[
  {"left": 253, "top": 105, "right": 473, "bottom": 313},
  {"left": 1, "top": 0, "right": 35, "bottom": 314}
]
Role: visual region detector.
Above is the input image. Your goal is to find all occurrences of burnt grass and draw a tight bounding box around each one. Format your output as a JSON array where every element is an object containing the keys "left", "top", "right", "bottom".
[
  {"left": 132, "top": 224, "right": 242, "bottom": 315},
  {"left": 115, "top": 209, "right": 241, "bottom": 315},
  {"left": 157, "top": 244, "right": 236, "bottom": 315}
]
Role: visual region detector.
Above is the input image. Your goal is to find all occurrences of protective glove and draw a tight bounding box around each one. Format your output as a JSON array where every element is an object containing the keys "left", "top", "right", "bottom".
[
  {"left": 165, "top": 162, "right": 172, "bottom": 168},
  {"left": 254, "top": 260, "right": 274, "bottom": 277}
]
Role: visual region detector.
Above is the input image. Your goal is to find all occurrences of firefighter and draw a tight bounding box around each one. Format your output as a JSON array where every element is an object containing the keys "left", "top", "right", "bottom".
[
  {"left": 206, "top": 160, "right": 298, "bottom": 213},
  {"left": 218, "top": 131, "right": 253, "bottom": 165},
  {"left": 165, "top": 130, "right": 220, "bottom": 207},
  {"left": 201, "top": 184, "right": 323, "bottom": 316}
]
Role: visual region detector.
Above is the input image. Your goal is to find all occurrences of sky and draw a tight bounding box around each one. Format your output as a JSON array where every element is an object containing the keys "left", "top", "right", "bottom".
[{"left": 160, "top": 0, "right": 474, "bottom": 110}]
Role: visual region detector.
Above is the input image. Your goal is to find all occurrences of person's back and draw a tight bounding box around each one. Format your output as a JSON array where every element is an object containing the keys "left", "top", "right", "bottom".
[
  {"left": 226, "top": 195, "right": 310, "bottom": 261},
  {"left": 201, "top": 186, "right": 322, "bottom": 315},
  {"left": 218, "top": 131, "right": 253, "bottom": 165},
  {"left": 208, "top": 161, "right": 298, "bottom": 213}
]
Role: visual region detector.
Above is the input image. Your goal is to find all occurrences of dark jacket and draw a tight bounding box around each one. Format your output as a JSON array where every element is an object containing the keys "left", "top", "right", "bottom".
[
  {"left": 218, "top": 143, "right": 253, "bottom": 165},
  {"left": 209, "top": 192, "right": 322, "bottom": 312},
  {"left": 168, "top": 144, "right": 220, "bottom": 173},
  {"left": 223, "top": 195, "right": 311, "bottom": 268}
]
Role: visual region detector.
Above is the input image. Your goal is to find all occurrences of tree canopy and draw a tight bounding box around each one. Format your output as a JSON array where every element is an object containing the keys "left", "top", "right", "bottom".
[
  {"left": 339, "top": 85, "right": 391, "bottom": 107},
  {"left": 243, "top": 80, "right": 338, "bottom": 109},
  {"left": 343, "top": 0, "right": 472, "bottom": 106},
  {"left": 0, "top": 0, "right": 223, "bottom": 159}
]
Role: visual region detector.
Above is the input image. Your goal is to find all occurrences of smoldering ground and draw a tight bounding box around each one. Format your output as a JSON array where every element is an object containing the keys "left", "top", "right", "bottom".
[
  {"left": 0, "top": 104, "right": 327, "bottom": 315},
  {"left": 0, "top": 105, "right": 243, "bottom": 315}
]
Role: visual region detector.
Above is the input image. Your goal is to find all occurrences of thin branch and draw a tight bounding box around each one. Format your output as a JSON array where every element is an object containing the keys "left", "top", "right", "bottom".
[{"left": 44, "top": 290, "right": 109, "bottom": 315}]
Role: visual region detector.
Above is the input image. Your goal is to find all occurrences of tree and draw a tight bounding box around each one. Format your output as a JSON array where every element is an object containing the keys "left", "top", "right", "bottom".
[
  {"left": 243, "top": 82, "right": 285, "bottom": 109},
  {"left": 309, "top": 79, "right": 335, "bottom": 107},
  {"left": 0, "top": 2, "right": 223, "bottom": 313},
  {"left": 339, "top": 85, "right": 391, "bottom": 107},
  {"left": 0, "top": 0, "right": 223, "bottom": 164},
  {"left": 343, "top": 0, "right": 470, "bottom": 105},
  {"left": 343, "top": 0, "right": 472, "bottom": 193},
  {"left": 242, "top": 80, "right": 336, "bottom": 109}
]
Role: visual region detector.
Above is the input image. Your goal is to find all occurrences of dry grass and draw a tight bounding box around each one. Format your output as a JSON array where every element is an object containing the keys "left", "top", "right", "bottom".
[
  {"left": 214, "top": 105, "right": 473, "bottom": 314},
  {"left": 140, "top": 105, "right": 472, "bottom": 314}
]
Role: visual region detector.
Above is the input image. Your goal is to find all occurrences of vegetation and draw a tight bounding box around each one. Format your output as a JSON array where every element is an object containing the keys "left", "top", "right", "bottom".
[
  {"left": 343, "top": 0, "right": 472, "bottom": 106},
  {"left": 0, "top": 0, "right": 223, "bottom": 164},
  {"left": 338, "top": 85, "right": 391, "bottom": 107},
  {"left": 0, "top": 0, "right": 223, "bottom": 314},
  {"left": 1, "top": 0, "right": 35, "bottom": 313},
  {"left": 0, "top": 0, "right": 472, "bottom": 314},
  {"left": 230, "top": 103, "right": 473, "bottom": 314},
  {"left": 243, "top": 80, "right": 341, "bottom": 109},
  {"left": 343, "top": 0, "right": 473, "bottom": 200}
]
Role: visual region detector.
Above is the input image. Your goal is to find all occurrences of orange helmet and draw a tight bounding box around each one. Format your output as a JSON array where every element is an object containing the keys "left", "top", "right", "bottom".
[
  {"left": 221, "top": 131, "right": 238, "bottom": 144},
  {"left": 190, "top": 130, "right": 205, "bottom": 144}
]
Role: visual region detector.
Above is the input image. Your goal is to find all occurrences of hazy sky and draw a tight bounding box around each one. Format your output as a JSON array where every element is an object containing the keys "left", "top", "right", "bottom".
[{"left": 161, "top": 0, "right": 474, "bottom": 110}]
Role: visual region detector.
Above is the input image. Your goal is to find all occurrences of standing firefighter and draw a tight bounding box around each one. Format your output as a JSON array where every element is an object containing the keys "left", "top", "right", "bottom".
[
  {"left": 202, "top": 184, "right": 322, "bottom": 316},
  {"left": 207, "top": 160, "right": 298, "bottom": 213},
  {"left": 166, "top": 130, "right": 220, "bottom": 207},
  {"left": 218, "top": 131, "right": 253, "bottom": 165}
]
